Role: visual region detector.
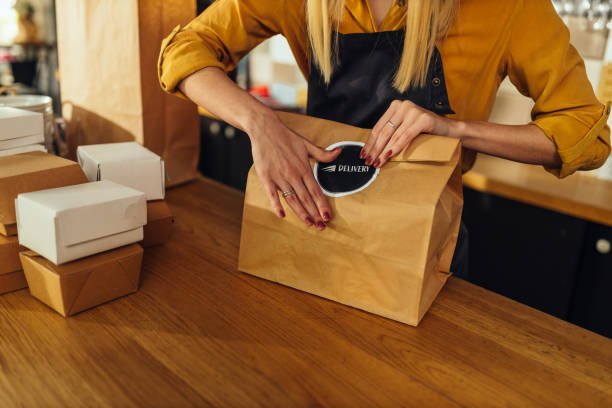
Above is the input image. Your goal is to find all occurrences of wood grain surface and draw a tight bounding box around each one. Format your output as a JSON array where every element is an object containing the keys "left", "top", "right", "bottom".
[
  {"left": 463, "top": 154, "right": 612, "bottom": 227},
  {"left": 0, "top": 177, "right": 611, "bottom": 407}
]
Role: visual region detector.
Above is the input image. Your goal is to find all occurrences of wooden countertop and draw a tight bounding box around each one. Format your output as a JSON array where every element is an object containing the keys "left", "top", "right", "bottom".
[
  {"left": 463, "top": 154, "right": 612, "bottom": 227},
  {"left": 1, "top": 177, "right": 611, "bottom": 407}
]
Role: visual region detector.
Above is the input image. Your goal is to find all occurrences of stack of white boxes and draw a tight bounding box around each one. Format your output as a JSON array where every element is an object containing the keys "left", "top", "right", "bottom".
[
  {"left": 0, "top": 152, "right": 88, "bottom": 296},
  {"left": 16, "top": 180, "right": 148, "bottom": 317},
  {"left": 0, "top": 107, "right": 46, "bottom": 157},
  {"left": 14, "top": 142, "right": 170, "bottom": 317},
  {"left": 77, "top": 142, "right": 173, "bottom": 248}
]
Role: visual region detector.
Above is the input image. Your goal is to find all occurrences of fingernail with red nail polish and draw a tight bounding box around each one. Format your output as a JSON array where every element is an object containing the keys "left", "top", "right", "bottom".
[
  {"left": 323, "top": 211, "right": 331, "bottom": 221},
  {"left": 373, "top": 158, "right": 381, "bottom": 168},
  {"left": 365, "top": 156, "right": 372, "bottom": 166},
  {"left": 280, "top": 210, "right": 285, "bottom": 218},
  {"left": 316, "top": 221, "right": 326, "bottom": 230},
  {"left": 305, "top": 217, "right": 314, "bottom": 226},
  {"left": 359, "top": 149, "right": 366, "bottom": 159},
  {"left": 385, "top": 150, "right": 392, "bottom": 159}
]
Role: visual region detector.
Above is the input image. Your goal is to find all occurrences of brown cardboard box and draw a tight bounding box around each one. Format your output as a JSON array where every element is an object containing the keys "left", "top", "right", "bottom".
[
  {"left": 0, "top": 270, "right": 27, "bottom": 295},
  {"left": 0, "top": 234, "right": 24, "bottom": 274},
  {"left": 0, "top": 151, "right": 88, "bottom": 236},
  {"left": 19, "top": 244, "right": 143, "bottom": 317},
  {"left": 141, "top": 201, "right": 173, "bottom": 248},
  {"left": 0, "top": 235, "right": 27, "bottom": 294}
]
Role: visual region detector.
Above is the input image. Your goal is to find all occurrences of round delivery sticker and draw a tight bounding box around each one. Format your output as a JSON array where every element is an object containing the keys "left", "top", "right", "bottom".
[{"left": 313, "top": 141, "right": 380, "bottom": 197}]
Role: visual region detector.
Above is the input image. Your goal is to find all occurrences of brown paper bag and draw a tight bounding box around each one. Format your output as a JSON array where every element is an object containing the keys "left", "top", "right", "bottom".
[
  {"left": 55, "top": 0, "right": 200, "bottom": 186},
  {"left": 239, "top": 112, "right": 463, "bottom": 326}
]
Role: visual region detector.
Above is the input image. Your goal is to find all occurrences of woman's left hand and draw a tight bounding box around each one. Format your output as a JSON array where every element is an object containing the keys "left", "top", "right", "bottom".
[{"left": 360, "top": 100, "right": 453, "bottom": 168}]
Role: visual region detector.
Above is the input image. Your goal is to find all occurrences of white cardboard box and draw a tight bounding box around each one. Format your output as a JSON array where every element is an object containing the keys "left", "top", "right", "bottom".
[
  {"left": 0, "top": 107, "right": 44, "bottom": 140},
  {"left": 16, "top": 180, "right": 147, "bottom": 265},
  {"left": 77, "top": 142, "right": 165, "bottom": 200},
  {"left": 0, "top": 144, "right": 46, "bottom": 157},
  {"left": 0, "top": 134, "right": 45, "bottom": 150}
]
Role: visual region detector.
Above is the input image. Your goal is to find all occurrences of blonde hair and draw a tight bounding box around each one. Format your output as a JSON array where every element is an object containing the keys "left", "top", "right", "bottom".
[{"left": 306, "top": 0, "right": 457, "bottom": 92}]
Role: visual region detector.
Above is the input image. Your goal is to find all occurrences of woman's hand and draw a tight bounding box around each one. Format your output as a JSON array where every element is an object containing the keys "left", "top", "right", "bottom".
[
  {"left": 249, "top": 112, "right": 342, "bottom": 231},
  {"left": 360, "top": 98, "right": 562, "bottom": 169},
  {"left": 360, "top": 100, "right": 452, "bottom": 168},
  {"left": 178, "top": 68, "right": 342, "bottom": 231}
]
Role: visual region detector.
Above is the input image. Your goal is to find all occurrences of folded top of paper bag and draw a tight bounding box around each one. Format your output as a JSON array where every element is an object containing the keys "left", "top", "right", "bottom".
[
  {"left": 276, "top": 111, "right": 459, "bottom": 163},
  {"left": 77, "top": 142, "right": 165, "bottom": 200}
]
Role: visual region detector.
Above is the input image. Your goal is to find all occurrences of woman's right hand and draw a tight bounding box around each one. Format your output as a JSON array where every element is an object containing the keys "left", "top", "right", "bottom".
[
  {"left": 177, "top": 68, "right": 339, "bottom": 229},
  {"left": 249, "top": 112, "right": 341, "bottom": 231}
]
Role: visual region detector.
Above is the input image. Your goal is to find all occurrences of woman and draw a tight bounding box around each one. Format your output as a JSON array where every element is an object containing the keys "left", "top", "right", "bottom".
[{"left": 158, "top": 0, "right": 610, "bottom": 276}]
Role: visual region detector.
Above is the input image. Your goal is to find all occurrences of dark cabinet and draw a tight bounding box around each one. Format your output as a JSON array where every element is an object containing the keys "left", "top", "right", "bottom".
[
  {"left": 199, "top": 116, "right": 253, "bottom": 191},
  {"left": 569, "top": 223, "right": 612, "bottom": 338},
  {"left": 462, "top": 188, "right": 588, "bottom": 319},
  {"left": 463, "top": 187, "right": 612, "bottom": 338},
  {"left": 198, "top": 108, "right": 302, "bottom": 191}
]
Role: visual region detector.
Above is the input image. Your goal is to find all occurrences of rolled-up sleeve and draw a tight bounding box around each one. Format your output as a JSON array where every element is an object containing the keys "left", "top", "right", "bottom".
[
  {"left": 506, "top": 0, "right": 611, "bottom": 178},
  {"left": 158, "top": 0, "right": 283, "bottom": 95}
]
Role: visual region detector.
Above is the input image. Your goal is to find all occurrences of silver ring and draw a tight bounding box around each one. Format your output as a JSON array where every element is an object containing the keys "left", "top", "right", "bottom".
[
  {"left": 282, "top": 189, "right": 296, "bottom": 198},
  {"left": 387, "top": 120, "right": 397, "bottom": 129}
]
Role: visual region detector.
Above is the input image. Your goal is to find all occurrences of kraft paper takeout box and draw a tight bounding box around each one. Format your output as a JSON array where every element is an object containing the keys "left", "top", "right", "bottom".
[
  {"left": 0, "top": 270, "right": 27, "bottom": 295},
  {"left": 0, "top": 107, "right": 43, "bottom": 140},
  {"left": 16, "top": 180, "right": 147, "bottom": 265},
  {"left": 0, "top": 151, "right": 88, "bottom": 236},
  {"left": 77, "top": 142, "right": 165, "bottom": 200},
  {"left": 0, "top": 234, "right": 27, "bottom": 294},
  {"left": 141, "top": 200, "right": 173, "bottom": 248},
  {"left": 0, "top": 234, "right": 24, "bottom": 275},
  {"left": 239, "top": 112, "right": 463, "bottom": 326},
  {"left": 19, "top": 244, "right": 143, "bottom": 317}
]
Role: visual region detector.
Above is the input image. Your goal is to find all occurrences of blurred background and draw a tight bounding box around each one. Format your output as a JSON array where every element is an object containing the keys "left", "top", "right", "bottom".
[
  {"left": 1, "top": 0, "right": 59, "bottom": 154},
  {"left": 0, "top": 0, "right": 58, "bottom": 103},
  {"left": 1, "top": 0, "right": 611, "bottom": 339}
]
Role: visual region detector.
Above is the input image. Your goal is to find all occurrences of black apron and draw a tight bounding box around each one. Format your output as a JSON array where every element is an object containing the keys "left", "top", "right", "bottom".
[{"left": 306, "top": 30, "right": 468, "bottom": 278}]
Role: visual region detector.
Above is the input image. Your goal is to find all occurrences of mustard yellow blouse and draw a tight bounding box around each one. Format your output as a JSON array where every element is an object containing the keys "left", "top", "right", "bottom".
[{"left": 158, "top": 0, "right": 611, "bottom": 177}]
